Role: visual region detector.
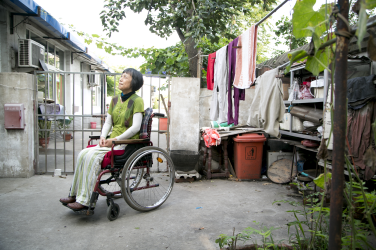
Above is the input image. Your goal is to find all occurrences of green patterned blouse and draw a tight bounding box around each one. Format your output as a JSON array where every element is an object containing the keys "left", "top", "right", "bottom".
[{"left": 107, "top": 94, "right": 144, "bottom": 139}]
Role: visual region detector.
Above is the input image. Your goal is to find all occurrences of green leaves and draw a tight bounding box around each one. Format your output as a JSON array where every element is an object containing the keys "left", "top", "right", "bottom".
[
  {"left": 355, "top": 0, "right": 376, "bottom": 49},
  {"left": 306, "top": 46, "right": 331, "bottom": 76},
  {"left": 284, "top": 50, "right": 308, "bottom": 74},
  {"left": 292, "top": 0, "right": 327, "bottom": 39},
  {"left": 314, "top": 172, "right": 332, "bottom": 189}
]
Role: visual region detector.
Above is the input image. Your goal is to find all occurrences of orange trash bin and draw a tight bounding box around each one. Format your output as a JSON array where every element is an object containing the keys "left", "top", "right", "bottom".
[{"left": 233, "top": 133, "right": 266, "bottom": 180}]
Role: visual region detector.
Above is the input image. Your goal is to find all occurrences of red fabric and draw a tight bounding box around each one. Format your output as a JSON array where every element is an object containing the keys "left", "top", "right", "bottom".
[
  {"left": 86, "top": 145, "right": 125, "bottom": 168},
  {"left": 206, "top": 52, "right": 216, "bottom": 90},
  {"left": 202, "top": 128, "right": 221, "bottom": 148}
]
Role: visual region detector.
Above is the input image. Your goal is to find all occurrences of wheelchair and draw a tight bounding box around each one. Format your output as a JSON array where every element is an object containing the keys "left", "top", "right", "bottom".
[{"left": 83, "top": 108, "right": 175, "bottom": 221}]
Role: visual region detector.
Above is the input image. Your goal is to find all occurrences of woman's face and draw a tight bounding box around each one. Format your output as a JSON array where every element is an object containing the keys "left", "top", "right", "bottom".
[{"left": 118, "top": 72, "right": 132, "bottom": 93}]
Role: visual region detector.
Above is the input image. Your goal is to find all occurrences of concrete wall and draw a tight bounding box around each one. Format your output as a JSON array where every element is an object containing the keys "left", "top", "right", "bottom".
[
  {"left": 170, "top": 77, "right": 200, "bottom": 153},
  {"left": 0, "top": 73, "right": 35, "bottom": 177},
  {"left": 199, "top": 87, "right": 256, "bottom": 128}
]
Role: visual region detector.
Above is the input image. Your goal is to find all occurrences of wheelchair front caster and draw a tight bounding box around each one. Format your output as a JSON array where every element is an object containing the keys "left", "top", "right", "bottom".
[{"left": 107, "top": 203, "right": 120, "bottom": 221}]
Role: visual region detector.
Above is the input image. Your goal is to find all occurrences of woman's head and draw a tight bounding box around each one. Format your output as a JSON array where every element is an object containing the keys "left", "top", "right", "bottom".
[{"left": 119, "top": 68, "right": 143, "bottom": 93}]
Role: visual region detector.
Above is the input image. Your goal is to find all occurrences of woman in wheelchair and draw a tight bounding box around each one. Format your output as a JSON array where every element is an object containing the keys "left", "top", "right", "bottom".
[{"left": 60, "top": 68, "right": 144, "bottom": 211}]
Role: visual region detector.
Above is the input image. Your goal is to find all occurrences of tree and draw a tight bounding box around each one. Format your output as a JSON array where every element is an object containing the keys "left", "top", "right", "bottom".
[
  {"left": 272, "top": 15, "right": 308, "bottom": 57},
  {"left": 100, "top": 0, "right": 277, "bottom": 77}
]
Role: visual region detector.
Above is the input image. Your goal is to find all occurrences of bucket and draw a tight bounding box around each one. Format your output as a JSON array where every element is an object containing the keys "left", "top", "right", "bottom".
[
  {"left": 170, "top": 150, "right": 199, "bottom": 172},
  {"left": 90, "top": 122, "right": 96, "bottom": 129}
]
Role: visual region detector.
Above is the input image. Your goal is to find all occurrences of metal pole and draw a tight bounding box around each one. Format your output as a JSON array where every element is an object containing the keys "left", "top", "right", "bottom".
[
  {"left": 255, "top": 0, "right": 289, "bottom": 26},
  {"left": 53, "top": 73, "right": 57, "bottom": 171},
  {"left": 82, "top": 73, "right": 84, "bottom": 150},
  {"left": 73, "top": 73, "right": 76, "bottom": 172},
  {"left": 63, "top": 73, "right": 66, "bottom": 173},
  {"left": 329, "top": 0, "right": 349, "bottom": 248}
]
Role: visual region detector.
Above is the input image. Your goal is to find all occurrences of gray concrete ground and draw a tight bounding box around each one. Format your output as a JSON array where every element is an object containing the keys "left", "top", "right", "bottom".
[{"left": 0, "top": 175, "right": 302, "bottom": 250}]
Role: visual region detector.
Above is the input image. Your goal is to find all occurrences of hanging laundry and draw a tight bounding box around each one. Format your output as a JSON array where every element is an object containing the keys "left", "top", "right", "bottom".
[
  {"left": 347, "top": 101, "right": 376, "bottom": 180},
  {"left": 210, "top": 46, "right": 228, "bottom": 123},
  {"left": 347, "top": 75, "right": 376, "bottom": 110},
  {"left": 227, "top": 37, "right": 245, "bottom": 126},
  {"left": 233, "top": 25, "right": 258, "bottom": 89},
  {"left": 206, "top": 52, "right": 216, "bottom": 90},
  {"left": 247, "top": 68, "right": 284, "bottom": 138}
]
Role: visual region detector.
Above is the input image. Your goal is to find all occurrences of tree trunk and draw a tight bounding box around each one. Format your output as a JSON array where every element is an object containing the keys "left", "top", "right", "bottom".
[{"left": 176, "top": 27, "right": 198, "bottom": 78}]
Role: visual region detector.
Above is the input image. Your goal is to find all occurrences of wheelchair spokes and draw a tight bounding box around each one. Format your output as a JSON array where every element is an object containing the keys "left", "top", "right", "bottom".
[{"left": 122, "top": 146, "right": 175, "bottom": 212}]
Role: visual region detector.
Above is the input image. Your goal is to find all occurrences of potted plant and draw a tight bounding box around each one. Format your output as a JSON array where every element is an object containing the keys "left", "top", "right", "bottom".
[
  {"left": 57, "top": 117, "right": 73, "bottom": 142},
  {"left": 38, "top": 119, "right": 51, "bottom": 147}
]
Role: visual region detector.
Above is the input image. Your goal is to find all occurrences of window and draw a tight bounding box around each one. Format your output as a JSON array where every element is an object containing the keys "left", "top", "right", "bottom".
[
  {"left": 48, "top": 44, "right": 55, "bottom": 66},
  {"left": 27, "top": 29, "right": 64, "bottom": 70},
  {"left": 56, "top": 48, "right": 64, "bottom": 70}
]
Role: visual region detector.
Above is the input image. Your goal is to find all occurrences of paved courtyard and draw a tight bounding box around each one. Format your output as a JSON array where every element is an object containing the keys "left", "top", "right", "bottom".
[{"left": 0, "top": 175, "right": 302, "bottom": 250}]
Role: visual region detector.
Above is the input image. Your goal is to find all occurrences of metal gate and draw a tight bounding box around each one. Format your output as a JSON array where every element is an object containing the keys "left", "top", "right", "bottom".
[{"left": 34, "top": 70, "right": 171, "bottom": 174}]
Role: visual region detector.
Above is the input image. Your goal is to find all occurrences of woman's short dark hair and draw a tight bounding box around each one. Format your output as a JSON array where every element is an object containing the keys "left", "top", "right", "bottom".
[{"left": 123, "top": 68, "right": 144, "bottom": 92}]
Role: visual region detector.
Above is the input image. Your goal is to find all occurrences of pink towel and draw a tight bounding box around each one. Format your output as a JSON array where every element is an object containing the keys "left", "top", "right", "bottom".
[{"left": 233, "top": 25, "right": 258, "bottom": 89}]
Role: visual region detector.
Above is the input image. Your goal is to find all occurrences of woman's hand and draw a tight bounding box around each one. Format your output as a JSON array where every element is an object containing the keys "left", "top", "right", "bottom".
[
  {"left": 103, "top": 138, "right": 117, "bottom": 148},
  {"left": 99, "top": 136, "right": 106, "bottom": 147}
]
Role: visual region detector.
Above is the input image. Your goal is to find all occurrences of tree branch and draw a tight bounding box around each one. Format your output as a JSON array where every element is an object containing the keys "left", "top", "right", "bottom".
[{"left": 176, "top": 27, "right": 185, "bottom": 42}]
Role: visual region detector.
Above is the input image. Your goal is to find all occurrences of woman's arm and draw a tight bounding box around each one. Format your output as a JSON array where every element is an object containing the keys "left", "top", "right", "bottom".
[
  {"left": 102, "top": 112, "right": 143, "bottom": 147},
  {"left": 115, "top": 112, "right": 143, "bottom": 140},
  {"left": 99, "top": 114, "right": 112, "bottom": 147}
]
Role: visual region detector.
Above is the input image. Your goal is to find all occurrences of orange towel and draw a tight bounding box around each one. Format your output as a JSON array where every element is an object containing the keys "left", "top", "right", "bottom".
[{"left": 233, "top": 25, "right": 258, "bottom": 89}]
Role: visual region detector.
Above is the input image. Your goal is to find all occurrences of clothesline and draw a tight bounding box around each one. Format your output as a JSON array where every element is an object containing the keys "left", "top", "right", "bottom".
[{"left": 200, "top": 0, "right": 290, "bottom": 58}]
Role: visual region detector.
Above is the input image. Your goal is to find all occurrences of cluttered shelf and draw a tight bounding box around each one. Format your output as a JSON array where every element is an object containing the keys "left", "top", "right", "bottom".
[{"left": 283, "top": 98, "right": 324, "bottom": 105}]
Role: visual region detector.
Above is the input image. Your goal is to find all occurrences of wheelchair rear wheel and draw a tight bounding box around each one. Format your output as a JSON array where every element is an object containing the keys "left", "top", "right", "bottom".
[{"left": 121, "top": 146, "right": 175, "bottom": 212}]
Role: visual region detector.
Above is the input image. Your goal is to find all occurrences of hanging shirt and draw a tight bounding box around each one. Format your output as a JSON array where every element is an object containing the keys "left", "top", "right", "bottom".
[
  {"left": 210, "top": 46, "right": 228, "bottom": 123},
  {"left": 206, "top": 52, "right": 216, "bottom": 90},
  {"left": 227, "top": 37, "right": 245, "bottom": 125},
  {"left": 233, "top": 25, "right": 258, "bottom": 89}
]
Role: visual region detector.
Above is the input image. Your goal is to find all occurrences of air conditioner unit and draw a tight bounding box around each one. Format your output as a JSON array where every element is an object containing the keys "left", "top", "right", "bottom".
[
  {"left": 18, "top": 39, "right": 45, "bottom": 68},
  {"left": 87, "top": 71, "right": 99, "bottom": 88}
]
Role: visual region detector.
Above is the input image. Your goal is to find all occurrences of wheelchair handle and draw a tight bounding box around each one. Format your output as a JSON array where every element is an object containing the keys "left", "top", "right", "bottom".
[{"left": 153, "top": 113, "right": 165, "bottom": 118}]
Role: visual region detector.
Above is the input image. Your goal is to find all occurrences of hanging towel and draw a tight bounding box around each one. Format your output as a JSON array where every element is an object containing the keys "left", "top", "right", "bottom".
[
  {"left": 247, "top": 68, "right": 284, "bottom": 138},
  {"left": 210, "top": 46, "right": 228, "bottom": 123},
  {"left": 233, "top": 25, "right": 258, "bottom": 89},
  {"left": 227, "top": 37, "right": 245, "bottom": 126},
  {"left": 206, "top": 52, "right": 216, "bottom": 90}
]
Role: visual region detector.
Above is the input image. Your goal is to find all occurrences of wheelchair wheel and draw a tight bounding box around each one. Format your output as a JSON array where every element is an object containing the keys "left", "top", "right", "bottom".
[
  {"left": 121, "top": 146, "right": 175, "bottom": 212},
  {"left": 98, "top": 172, "right": 122, "bottom": 199},
  {"left": 106, "top": 203, "right": 120, "bottom": 221}
]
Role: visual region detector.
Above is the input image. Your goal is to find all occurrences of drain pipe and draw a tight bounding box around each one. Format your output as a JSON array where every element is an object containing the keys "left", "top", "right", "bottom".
[{"left": 329, "top": 0, "right": 350, "bottom": 249}]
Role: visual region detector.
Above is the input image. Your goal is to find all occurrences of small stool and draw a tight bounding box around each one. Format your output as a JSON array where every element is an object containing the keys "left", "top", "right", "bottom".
[{"left": 202, "top": 137, "right": 229, "bottom": 179}]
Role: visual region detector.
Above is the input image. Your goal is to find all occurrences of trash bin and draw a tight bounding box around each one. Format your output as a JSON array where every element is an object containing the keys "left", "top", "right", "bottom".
[{"left": 233, "top": 133, "right": 266, "bottom": 180}]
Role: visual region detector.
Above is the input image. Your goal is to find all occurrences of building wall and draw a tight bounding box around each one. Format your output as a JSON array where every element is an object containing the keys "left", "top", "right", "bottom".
[
  {"left": 0, "top": 73, "right": 35, "bottom": 177},
  {"left": 170, "top": 77, "right": 200, "bottom": 153},
  {"left": 199, "top": 87, "right": 256, "bottom": 128}
]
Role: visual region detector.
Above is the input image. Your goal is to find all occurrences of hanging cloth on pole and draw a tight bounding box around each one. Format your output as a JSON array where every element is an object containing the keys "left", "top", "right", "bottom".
[
  {"left": 227, "top": 37, "right": 245, "bottom": 125},
  {"left": 206, "top": 52, "right": 216, "bottom": 90},
  {"left": 210, "top": 46, "right": 228, "bottom": 123},
  {"left": 233, "top": 25, "right": 258, "bottom": 89}
]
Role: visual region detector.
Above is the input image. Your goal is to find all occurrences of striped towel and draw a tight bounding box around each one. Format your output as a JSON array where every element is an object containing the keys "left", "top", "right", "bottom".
[
  {"left": 140, "top": 107, "right": 153, "bottom": 139},
  {"left": 233, "top": 25, "right": 258, "bottom": 89}
]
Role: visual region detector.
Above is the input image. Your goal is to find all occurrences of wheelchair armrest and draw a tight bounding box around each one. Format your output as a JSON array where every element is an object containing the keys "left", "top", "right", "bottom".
[
  {"left": 153, "top": 113, "right": 165, "bottom": 117},
  {"left": 112, "top": 139, "right": 149, "bottom": 145},
  {"left": 89, "top": 136, "right": 101, "bottom": 140}
]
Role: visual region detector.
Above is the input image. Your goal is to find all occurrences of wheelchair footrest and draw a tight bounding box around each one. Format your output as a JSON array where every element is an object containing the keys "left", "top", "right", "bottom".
[{"left": 74, "top": 209, "right": 95, "bottom": 216}]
